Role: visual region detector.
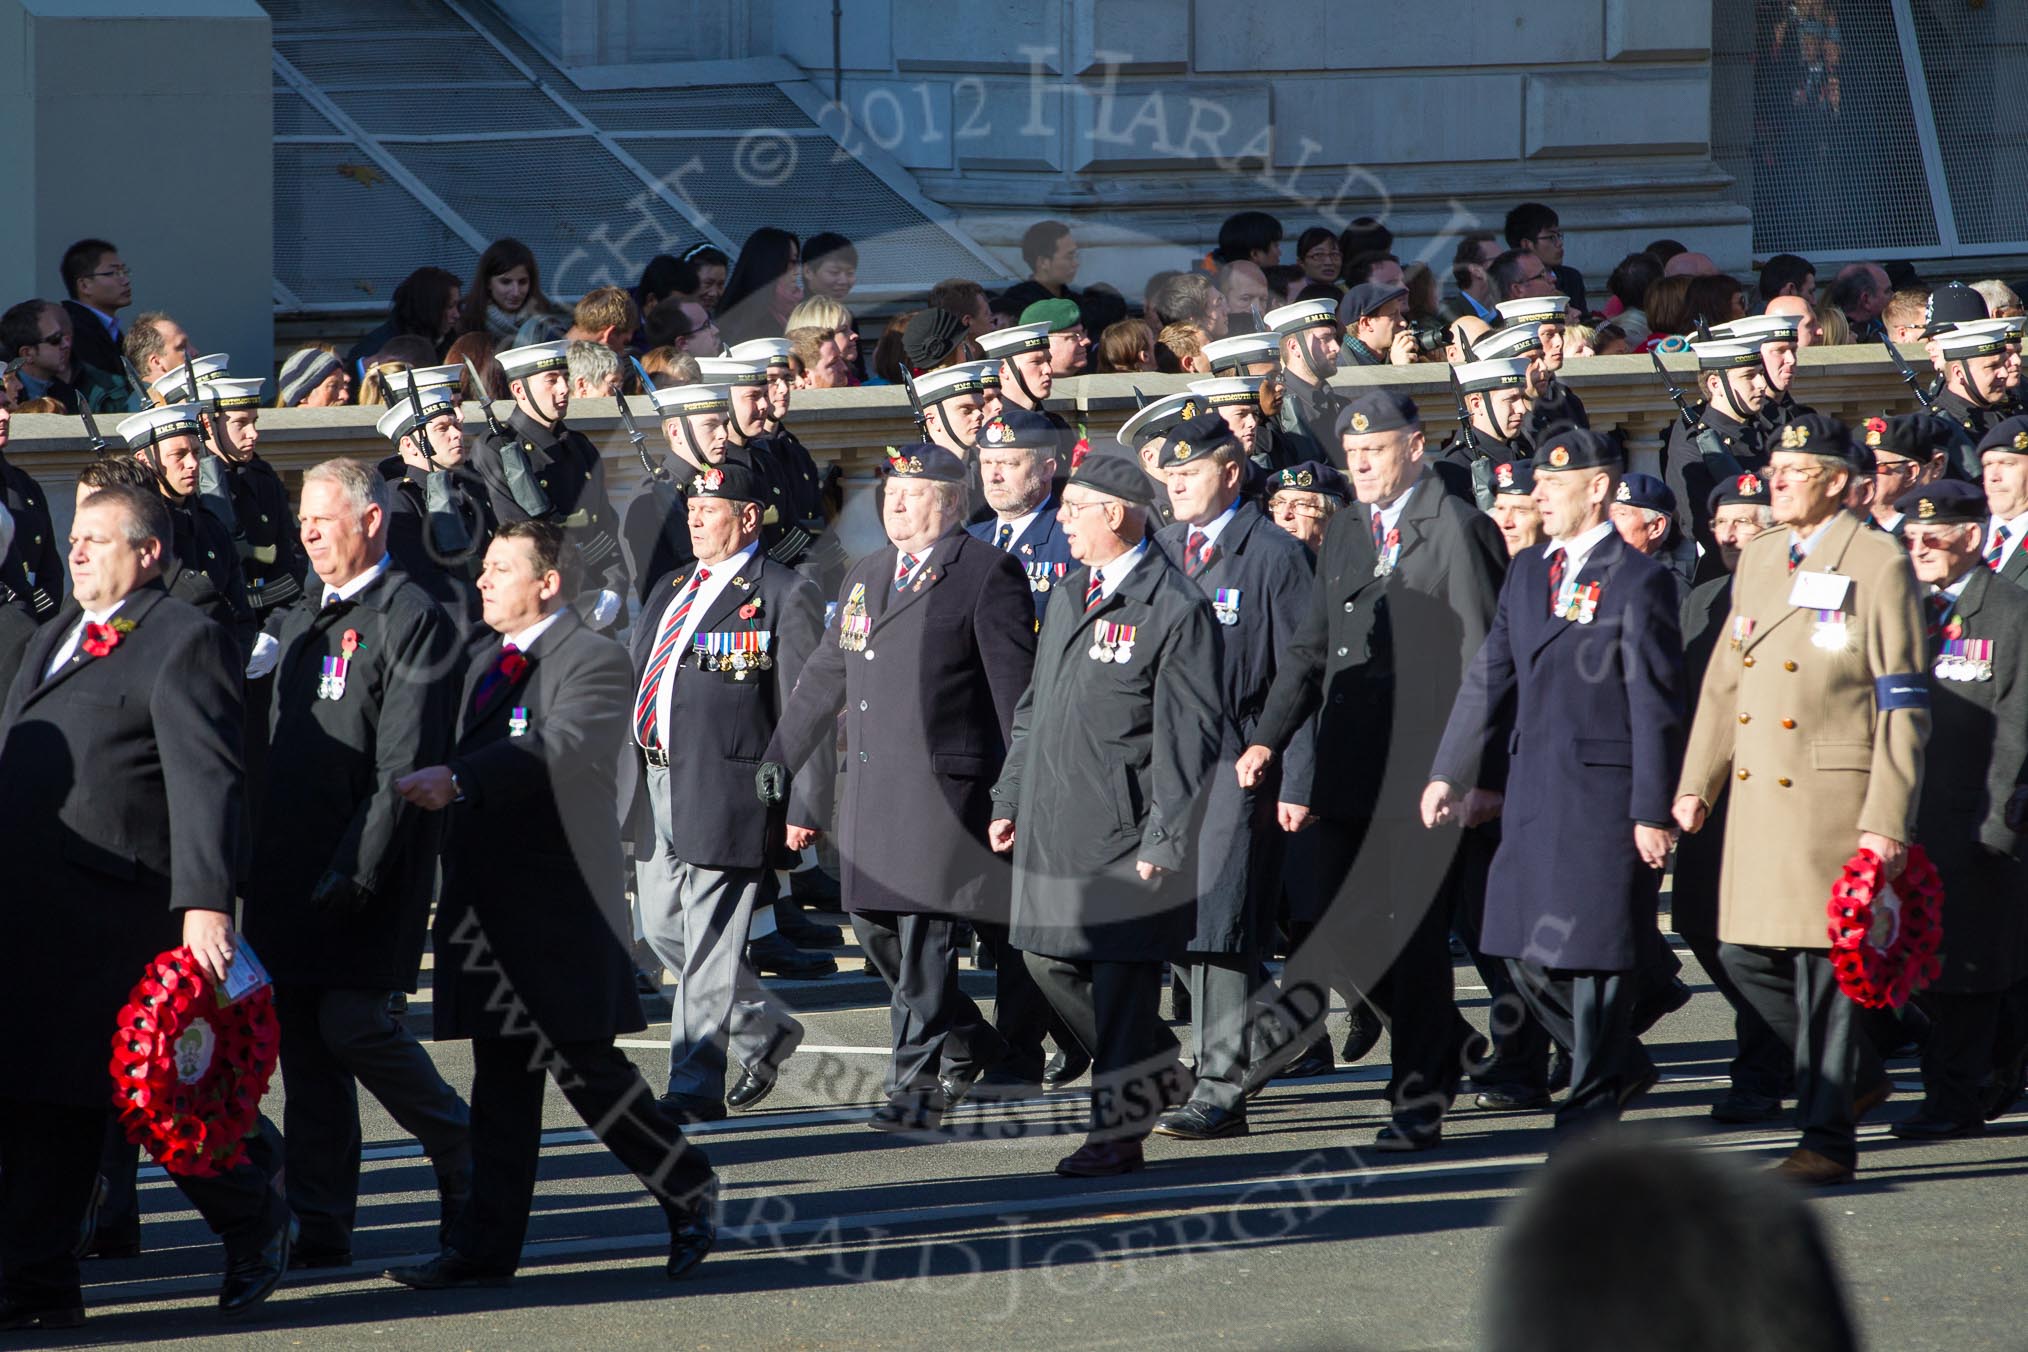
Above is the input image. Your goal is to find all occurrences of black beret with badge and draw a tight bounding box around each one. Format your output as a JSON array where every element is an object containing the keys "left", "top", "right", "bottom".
[
  {"left": 1155, "top": 410, "right": 1242, "bottom": 470},
  {"left": 1535, "top": 426, "right": 1622, "bottom": 472},
  {"left": 1334, "top": 388, "right": 1419, "bottom": 440},
  {"left": 1614, "top": 471, "right": 1676, "bottom": 516},
  {"left": 978, "top": 404, "right": 1063, "bottom": 452},
  {"left": 1705, "top": 468, "right": 1770, "bottom": 519},
  {"left": 1493, "top": 460, "right": 1537, "bottom": 497},
  {"left": 1268, "top": 460, "right": 1351, "bottom": 502},
  {"left": 689, "top": 461, "right": 768, "bottom": 504},
  {"left": 1067, "top": 449, "right": 1158, "bottom": 506},
  {"left": 1893, "top": 478, "right": 1987, "bottom": 525},
  {"left": 881, "top": 443, "right": 968, "bottom": 483},
  {"left": 1975, "top": 412, "right": 2028, "bottom": 459},
  {"left": 1771, "top": 411, "right": 1859, "bottom": 467}
]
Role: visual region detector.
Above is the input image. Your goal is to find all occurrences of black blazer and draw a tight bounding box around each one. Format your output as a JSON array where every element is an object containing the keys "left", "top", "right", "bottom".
[
  {"left": 0, "top": 585, "right": 243, "bottom": 1105},
  {"left": 769, "top": 527, "right": 1036, "bottom": 917},
  {"left": 1255, "top": 470, "right": 1507, "bottom": 821},
  {"left": 1, "top": 452, "right": 63, "bottom": 621},
  {"left": 630, "top": 549, "right": 824, "bottom": 869},
  {"left": 242, "top": 565, "right": 456, "bottom": 990},
  {"left": 433, "top": 609, "right": 645, "bottom": 1044},
  {"left": 62, "top": 299, "right": 126, "bottom": 392}
]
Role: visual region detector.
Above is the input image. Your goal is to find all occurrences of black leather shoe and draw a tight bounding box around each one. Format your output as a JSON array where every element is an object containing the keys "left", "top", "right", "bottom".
[
  {"left": 1617, "top": 1065, "right": 1661, "bottom": 1109},
  {"left": 71, "top": 1173, "right": 108, "bottom": 1259},
  {"left": 747, "top": 932, "right": 837, "bottom": 979},
  {"left": 867, "top": 1097, "right": 943, "bottom": 1134},
  {"left": 1340, "top": 1004, "right": 1383, "bottom": 1064},
  {"left": 937, "top": 1065, "right": 983, "bottom": 1111},
  {"left": 1373, "top": 1123, "right": 1441, "bottom": 1153},
  {"left": 1055, "top": 1139, "right": 1145, "bottom": 1177},
  {"left": 1630, "top": 976, "right": 1693, "bottom": 1036},
  {"left": 778, "top": 914, "right": 845, "bottom": 949},
  {"left": 219, "top": 1217, "right": 295, "bottom": 1318},
  {"left": 288, "top": 1244, "right": 353, "bottom": 1270},
  {"left": 1710, "top": 1088, "right": 1784, "bottom": 1123},
  {"left": 666, "top": 1177, "right": 718, "bottom": 1281},
  {"left": 634, "top": 966, "right": 662, "bottom": 995},
  {"left": 1891, "top": 1113, "right": 1985, "bottom": 1140},
  {"left": 789, "top": 867, "right": 842, "bottom": 903},
  {"left": 82, "top": 1229, "right": 141, "bottom": 1260},
  {"left": 727, "top": 1023, "right": 805, "bottom": 1111},
  {"left": 1153, "top": 1101, "right": 1250, "bottom": 1139},
  {"left": 658, "top": 1092, "right": 729, "bottom": 1124},
  {"left": 1043, "top": 1047, "right": 1089, "bottom": 1087},
  {"left": 0, "top": 1300, "right": 86, "bottom": 1331},
  {"left": 1984, "top": 1061, "right": 2025, "bottom": 1121},
  {"left": 384, "top": 1247, "right": 515, "bottom": 1290},
  {"left": 1281, "top": 1038, "right": 1335, "bottom": 1079},
  {"left": 972, "top": 1066, "right": 1047, "bottom": 1101},
  {"left": 1474, "top": 1084, "right": 1552, "bottom": 1111}
]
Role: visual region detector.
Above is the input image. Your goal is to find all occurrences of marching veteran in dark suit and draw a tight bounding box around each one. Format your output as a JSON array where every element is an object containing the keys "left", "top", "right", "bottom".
[
  {"left": 1892, "top": 479, "right": 2028, "bottom": 1139},
  {"left": 470, "top": 339, "right": 629, "bottom": 626},
  {"left": 765, "top": 444, "right": 1042, "bottom": 1129},
  {"left": 632, "top": 461, "right": 823, "bottom": 1119},
  {"left": 970, "top": 408, "right": 1078, "bottom": 621},
  {"left": 243, "top": 457, "right": 471, "bottom": 1268},
  {"left": 1675, "top": 413, "right": 1929, "bottom": 1186},
  {"left": 0, "top": 483, "right": 293, "bottom": 1327},
  {"left": 389, "top": 521, "right": 718, "bottom": 1289},
  {"left": 990, "top": 450, "right": 1226, "bottom": 1178},
  {"left": 1239, "top": 390, "right": 1508, "bottom": 1151},
  {"left": 1149, "top": 412, "right": 1314, "bottom": 1140},
  {"left": 1427, "top": 428, "right": 1687, "bottom": 1134}
]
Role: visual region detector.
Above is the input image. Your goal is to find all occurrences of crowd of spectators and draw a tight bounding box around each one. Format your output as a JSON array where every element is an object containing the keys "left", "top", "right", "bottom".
[{"left": 6, "top": 208, "right": 2022, "bottom": 420}]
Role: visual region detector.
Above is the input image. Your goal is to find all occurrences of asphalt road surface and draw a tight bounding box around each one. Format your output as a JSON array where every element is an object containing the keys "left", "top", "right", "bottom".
[{"left": 33, "top": 924, "right": 2028, "bottom": 1351}]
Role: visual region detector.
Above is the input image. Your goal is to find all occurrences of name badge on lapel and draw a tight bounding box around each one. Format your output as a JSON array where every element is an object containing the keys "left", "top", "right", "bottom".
[
  {"left": 508, "top": 706, "right": 530, "bottom": 737},
  {"left": 1936, "top": 639, "right": 1993, "bottom": 682},
  {"left": 1788, "top": 571, "right": 1852, "bottom": 610},
  {"left": 1212, "top": 588, "right": 1242, "bottom": 626},
  {"left": 1089, "top": 621, "right": 1137, "bottom": 664}
]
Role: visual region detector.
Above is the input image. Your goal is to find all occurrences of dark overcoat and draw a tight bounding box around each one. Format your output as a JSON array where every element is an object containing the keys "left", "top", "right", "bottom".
[
  {"left": 768, "top": 527, "right": 1036, "bottom": 917},
  {"left": 242, "top": 566, "right": 456, "bottom": 990},
  {"left": 1432, "top": 529, "right": 1686, "bottom": 972},
  {"left": 993, "top": 546, "right": 1226, "bottom": 962},
  {"left": 0, "top": 586, "right": 244, "bottom": 1105},
  {"left": 433, "top": 609, "right": 644, "bottom": 1044},
  {"left": 1155, "top": 500, "right": 1313, "bottom": 953}
]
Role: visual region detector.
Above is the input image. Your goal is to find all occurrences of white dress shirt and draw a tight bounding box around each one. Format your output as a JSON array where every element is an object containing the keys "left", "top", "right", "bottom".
[
  {"left": 989, "top": 507, "right": 1043, "bottom": 551},
  {"left": 1372, "top": 479, "right": 1418, "bottom": 539},
  {"left": 1545, "top": 519, "right": 1615, "bottom": 575},
  {"left": 320, "top": 554, "right": 392, "bottom": 608},
  {"left": 1092, "top": 540, "right": 1149, "bottom": 601}
]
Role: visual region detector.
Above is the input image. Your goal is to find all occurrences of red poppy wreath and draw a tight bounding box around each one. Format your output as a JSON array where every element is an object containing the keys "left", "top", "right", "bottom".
[
  {"left": 1825, "top": 846, "right": 1945, "bottom": 1009},
  {"left": 108, "top": 947, "right": 279, "bottom": 1177}
]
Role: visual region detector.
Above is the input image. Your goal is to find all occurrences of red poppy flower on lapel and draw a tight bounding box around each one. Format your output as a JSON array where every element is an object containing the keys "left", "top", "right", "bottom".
[
  {"left": 81, "top": 619, "right": 133, "bottom": 658},
  {"left": 739, "top": 602, "right": 760, "bottom": 620},
  {"left": 499, "top": 651, "right": 529, "bottom": 681}
]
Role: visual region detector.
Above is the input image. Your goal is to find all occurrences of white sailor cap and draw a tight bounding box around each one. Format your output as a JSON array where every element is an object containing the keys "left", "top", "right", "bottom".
[
  {"left": 1264, "top": 299, "right": 1339, "bottom": 338},
  {"left": 1937, "top": 319, "right": 2015, "bottom": 359},
  {"left": 1710, "top": 315, "right": 1800, "bottom": 346},
  {"left": 375, "top": 386, "right": 460, "bottom": 443},
  {"left": 1691, "top": 340, "right": 1763, "bottom": 371},
  {"left": 975, "top": 321, "right": 1051, "bottom": 358},
  {"left": 381, "top": 364, "right": 464, "bottom": 397},
  {"left": 1186, "top": 376, "right": 1264, "bottom": 408},
  {"left": 199, "top": 377, "right": 266, "bottom": 411},
  {"left": 648, "top": 383, "right": 732, "bottom": 417},
  {"left": 495, "top": 340, "right": 572, "bottom": 378},
  {"left": 695, "top": 356, "right": 769, "bottom": 387},
  {"left": 149, "top": 353, "right": 231, "bottom": 402},
  {"left": 909, "top": 362, "right": 992, "bottom": 406},
  {"left": 1116, "top": 391, "right": 1198, "bottom": 450},
  {"left": 1452, "top": 357, "right": 1531, "bottom": 394},
  {"left": 1493, "top": 296, "right": 1570, "bottom": 327},
  {"left": 727, "top": 338, "right": 794, "bottom": 371},
  {"left": 1474, "top": 324, "right": 1544, "bottom": 360},
  {"left": 118, "top": 402, "right": 204, "bottom": 446},
  {"left": 1201, "top": 332, "right": 1280, "bottom": 373}
]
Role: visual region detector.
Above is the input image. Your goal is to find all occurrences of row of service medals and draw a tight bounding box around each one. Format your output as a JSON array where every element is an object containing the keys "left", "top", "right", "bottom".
[
  {"left": 1555, "top": 576, "right": 1601, "bottom": 625},
  {"left": 1027, "top": 561, "right": 1067, "bottom": 593},
  {"left": 1212, "top": 588, "right": 1242, "bottom": 626},
  {"left": 1935, "top": 638, "right": 1994, "bottom": 682},
  {"left": 695, "top": 630, "right": 774, "bottom": 680},
  {"left": 837, "top": 583, "right": 872, "bottom": 653},
  {"left": 1809, "top": 608, "right": 1849, "bottom": 651},
  {"left": 318, "top": 629, "right": 362, "bottom": 699},
  {"left": 1090, "top": 620, "right": 1137, "bottom": 663}
]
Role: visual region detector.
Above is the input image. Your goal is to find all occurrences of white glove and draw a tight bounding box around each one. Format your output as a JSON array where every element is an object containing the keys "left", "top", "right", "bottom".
[
  {"left": 245, "top": 632, "right": 281, "bottom": 680},
  {"left": 592, "top": 589, "right": 622, "bottom": 629}
]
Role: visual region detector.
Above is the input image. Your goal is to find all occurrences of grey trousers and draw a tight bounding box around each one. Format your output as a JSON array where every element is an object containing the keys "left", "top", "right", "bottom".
[
  {"left": 638, "top": 767, "right": 801, "bottom": 1099},
  {"left": 1177, "top": 951, "right": 1258, "bottom": 1112},
  {"left": 1720, "top": 943, "right": 1881, "bottom": 1168}
]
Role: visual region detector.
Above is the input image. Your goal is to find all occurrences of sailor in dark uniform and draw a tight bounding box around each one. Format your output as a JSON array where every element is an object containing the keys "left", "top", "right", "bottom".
[
  {"left": 1660, "top": 338, "right": 1772, "bottom": 564},
  {"left": 1116, "top": 392, "right": 1196, "bottom": 532},
  {"left": 1711, "top": 312, "right": 1810, "bottom": 426},
  {"left": 1204, "top": 332, "right": 1304, "bottom": 475},
  {"left": 622, "top": 382, "right": 733, "bottom": 603},
  {"left": 116, "top": 403, "right": 255, "bottom": 655},
  {"left": 377, "top": 383, "right": 497, "bottom": 630},
  {"left": 469, "top": 339, "right": 629, "bottom": 626},
  {"left": 977, "top": 321, "right": 1073, "bottom": 441},
  {"left": 1930, "top": 319, "right": 2020, "bottom": 481},
  {"left": 1431, "top": 355, "right": 1533, "bottom": 507},
  {"left": 1263, "top": 300, "right": 1345, "bottom": 468},
  {"left": 1495, "top": 294, "right": 1588, "bottom": 441},
  {"left": 911, "top": 361, "right": 994, "bottom": 520}
]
